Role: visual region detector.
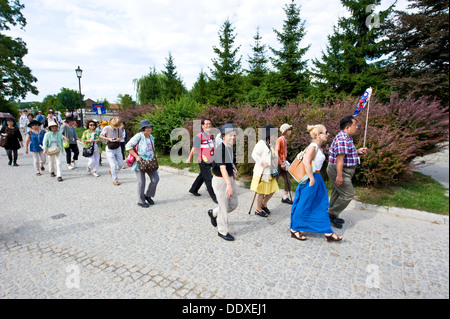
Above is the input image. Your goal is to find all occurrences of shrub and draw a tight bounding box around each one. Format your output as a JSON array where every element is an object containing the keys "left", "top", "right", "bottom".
[
  {"left": 118, "top": 97, "right": 203, "bottom": 153},
  {"left": 186, "top": 93, "right": 448, "bottom": 186}
]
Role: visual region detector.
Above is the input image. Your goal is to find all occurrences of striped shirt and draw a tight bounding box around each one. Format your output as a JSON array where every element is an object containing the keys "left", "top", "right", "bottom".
[{"left": 328, "top": 131, "right": 359, "bottom": 167}]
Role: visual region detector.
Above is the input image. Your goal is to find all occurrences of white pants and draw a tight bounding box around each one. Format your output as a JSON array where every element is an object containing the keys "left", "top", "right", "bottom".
[
  {"left": 48, "top": 153, "right": 62, "bottom": 177},
  {"left": 106, "top": 147, "right": 123, "bottom": 182},
  {"left": 212, "top": 176, "right": 239, "bottom": 236},
  {"left": 31, "top": 151, "right": 46, "bottom": 171},
  {"left": 87, "top": 144, "right": 100, "bottom": 172}
]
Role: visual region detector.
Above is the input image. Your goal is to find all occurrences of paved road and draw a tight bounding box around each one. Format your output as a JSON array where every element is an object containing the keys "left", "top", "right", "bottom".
[{"left": 0, "top": 146, "right": 448, "bottom": 300}]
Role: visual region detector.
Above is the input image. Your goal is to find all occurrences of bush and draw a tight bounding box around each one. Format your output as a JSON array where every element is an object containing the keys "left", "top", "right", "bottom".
[
  {"left": 186, "top": 93, "right": 449, "bottom": 186},
  {"left": 118, "top": 96, "right": 203, "bottom": 153}
]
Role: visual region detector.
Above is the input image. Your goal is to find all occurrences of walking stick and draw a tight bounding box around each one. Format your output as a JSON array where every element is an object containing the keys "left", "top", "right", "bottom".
[{"left": 248, "top": 170, "right": 264, "bottom": 214}]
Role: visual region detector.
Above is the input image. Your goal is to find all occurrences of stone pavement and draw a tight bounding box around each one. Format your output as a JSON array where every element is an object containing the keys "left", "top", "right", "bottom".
[{"left": 0, "top": 145, "right": 448, "bottom": 300}]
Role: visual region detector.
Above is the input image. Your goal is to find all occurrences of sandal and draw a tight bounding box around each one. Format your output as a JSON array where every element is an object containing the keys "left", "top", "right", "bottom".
[
  {"left": 254, "top": 210, "right": 268, "bottom": 218},
  {"left": 290, "top": 230, "right": 307, "bottom": 241},
  {"left": 36, "top": 172, "right": 42, "bottom": 176},
  {"left": 262, "top": 205, "right": 271, "bottom": 215},
  {"left": 325, "top": 233, "right": 343, "bottom": 242}
]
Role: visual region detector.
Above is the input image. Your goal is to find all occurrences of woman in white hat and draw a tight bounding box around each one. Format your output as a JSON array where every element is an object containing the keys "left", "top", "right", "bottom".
[
  {"left": 276, "top": 123, "right": 293, "bottom": 204},
  {"left": 42, "top": 120, "right": 64, "bottom": 181}
]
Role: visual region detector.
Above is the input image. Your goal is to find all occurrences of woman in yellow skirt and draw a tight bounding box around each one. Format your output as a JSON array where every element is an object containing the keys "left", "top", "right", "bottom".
[{"left": 250, "top": 124, "right": 280, "bottom": 217}]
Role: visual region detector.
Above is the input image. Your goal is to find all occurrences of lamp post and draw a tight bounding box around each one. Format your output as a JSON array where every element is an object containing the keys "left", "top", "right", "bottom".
[{"left": 75, "top": 66, "right": 83, "bottom": 128}]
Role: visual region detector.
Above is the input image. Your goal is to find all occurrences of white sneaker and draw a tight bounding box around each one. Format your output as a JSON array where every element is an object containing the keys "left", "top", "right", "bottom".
[
  {"left": 93, "top": 172, "right": 99, "bottom": 177},
  {"left": 68, "top": 165, "right": 75, "bottom": 170},
  {"left": 72, "top": 161, "right": 77, "bottom": 168}
]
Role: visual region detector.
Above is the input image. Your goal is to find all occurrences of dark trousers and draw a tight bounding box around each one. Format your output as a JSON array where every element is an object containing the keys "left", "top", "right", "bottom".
[
  {"left": 65, "top": 143, "right": 79, "bottom": 164},
  {"left": 6, "top": 149, "right": 18, "bottom": 164},
  {"left": 190, "top": 161, "right": 217, "bottom": 201},
  {"left": 276, "top": 165, "right": 292, "bottom": 193}
]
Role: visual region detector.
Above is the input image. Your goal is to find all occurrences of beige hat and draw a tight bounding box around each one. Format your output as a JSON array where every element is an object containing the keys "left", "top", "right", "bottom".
[
  {"left": 109, "top": 117, "right": 121, "bottom": 129},
  {"left": 47, "top": 120, "right": 59, "bottom": 128},
  {"left": 280, "top": 123, "right": 292, "bottom": 134}
]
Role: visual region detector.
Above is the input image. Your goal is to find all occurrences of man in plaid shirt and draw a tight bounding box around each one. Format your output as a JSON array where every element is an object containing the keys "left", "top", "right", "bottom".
[{"left": 327, "top": 116, "right": 368, "bottom": 228}]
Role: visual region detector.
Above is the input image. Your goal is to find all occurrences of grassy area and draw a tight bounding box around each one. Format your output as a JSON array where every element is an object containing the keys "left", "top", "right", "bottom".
[{"left": 157, "top": 154, "right": 449, "bottom": 215}]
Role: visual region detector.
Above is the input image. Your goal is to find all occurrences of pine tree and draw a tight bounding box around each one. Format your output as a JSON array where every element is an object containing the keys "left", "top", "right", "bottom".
[
  {"left": 162, "top": 52, "right": 186, "bottom": 101},
  {"left": 209, "top": 19, "right": 243, "bottom": 106},
  {"left": 270, "top": 1, "right": 310, "bottom": 101},
  {"left": 385, "top": 0, "right": 449, "bottom": 106},
  {"left": 312, "top": 0, "right": 394, "bottom": 97},
  {"left": 247, "top": 27, "right": 269, "bottom": 87},
  {"left": 190, "top": 69, "right": 209, "bottom": 105}
]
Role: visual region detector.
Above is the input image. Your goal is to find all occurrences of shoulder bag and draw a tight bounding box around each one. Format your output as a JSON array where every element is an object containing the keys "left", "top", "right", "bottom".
[
  {"left": 0, "top": 136, "right": 7, "bottom": 148},
  {"left": 139, "top": 138, "right": 159, "bottom": 173},
  {"left": 107, "top": 129, "right": 121, "bottom": 150},
  {"left": 126, "top": 136, "right": 142, "bottom": 167},
  {"left": 288, "top": 144, "right": 318, "bottom": 184},
  {"left": 47, "top": 145, "right": 60, "bottom": 156}
]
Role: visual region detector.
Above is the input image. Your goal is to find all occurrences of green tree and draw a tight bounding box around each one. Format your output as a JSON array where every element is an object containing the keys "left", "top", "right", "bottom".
[
  {"left": 312, "top": 0, "right": 394, "bottom": 97},
  {"left": 56, "top": 88, "right": 84, "bottom": 113},
  {"left": 384, "top": 0, "right": 449, "bottom": 106},
  {"left": 208, "top": 19, "right": 243, "bottom": 106},
  {"left": 246, "top": 27, "right": 269, "bottom": 87},
  {"left": 162, "top": 52, "right": 186, "bottom": 100},
  {"left": 270, "top": 1, "right": 311, "bottom": 101},
  {"left": 189, "top": 69, "right": 209, "bottom": 105},
  {"left": 133, "top": 67, "right": 165, "bottom": 105},
  {"left": 0, "top": 0, "right": 38, "bottom": 101},
  {"left": 116, "top": 93, "right": 135, "bottom": 109}
]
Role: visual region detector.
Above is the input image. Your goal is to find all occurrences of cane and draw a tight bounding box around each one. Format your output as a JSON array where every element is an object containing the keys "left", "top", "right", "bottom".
[{"left": 248, "top": 171, "right": 264, "bottom": 214}]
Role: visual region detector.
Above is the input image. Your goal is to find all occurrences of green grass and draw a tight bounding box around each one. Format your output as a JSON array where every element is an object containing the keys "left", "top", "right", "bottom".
[{"left": 353, "top": 172, "right": 449, "bottom": 215}]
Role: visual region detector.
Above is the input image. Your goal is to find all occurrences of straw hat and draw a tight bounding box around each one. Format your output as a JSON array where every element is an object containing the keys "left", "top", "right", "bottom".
[{"left": 109, "top": 117, "right": 121, "bottom": 129}]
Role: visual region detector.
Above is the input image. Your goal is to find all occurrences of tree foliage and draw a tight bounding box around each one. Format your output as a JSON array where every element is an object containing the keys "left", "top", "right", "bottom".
[
  {"left": 384, "top": 0, "right": 449, "bottom": 106},
  {"left": 0, "top": 0, "right": 38, "bottom": 101}
]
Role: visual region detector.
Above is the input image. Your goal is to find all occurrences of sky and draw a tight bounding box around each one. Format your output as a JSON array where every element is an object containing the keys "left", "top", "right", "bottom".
[{"left": 6, "top": 0, "right": 410, "bottom": 104}]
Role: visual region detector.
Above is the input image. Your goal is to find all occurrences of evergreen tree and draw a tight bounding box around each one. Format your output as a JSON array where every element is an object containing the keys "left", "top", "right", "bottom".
[
  {"left": 162, "top": 52, "right": 186, "bottom": 101},
  {"left": 247, "top": 27, "right": 269, "bottom": 87},
  {"left": 209, "top": 19, "right": 243, "bottom": 106},
  {"left": 312, "top": 0, "right": 394, "bottom": 97},
  {"left": 270, "top": 1, "right": 310, "bottom": 101},
  {"left": 384, "top": 0, "right": 449, "bottom": 106}
]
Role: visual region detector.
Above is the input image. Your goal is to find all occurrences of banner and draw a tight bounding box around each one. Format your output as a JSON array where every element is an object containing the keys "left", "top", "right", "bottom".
[{"left": 353, "top": 88, "right": 373, "bottom": 116}]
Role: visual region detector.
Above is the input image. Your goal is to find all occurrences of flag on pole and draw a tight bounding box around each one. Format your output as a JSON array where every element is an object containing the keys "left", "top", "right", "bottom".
[{"left": 353, "top": 87, "right": 373, "bottom": 116}]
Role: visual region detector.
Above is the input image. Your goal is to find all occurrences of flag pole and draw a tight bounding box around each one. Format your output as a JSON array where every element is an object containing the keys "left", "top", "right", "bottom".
[{"left": 363, "top": 99, "right": 371, "bottom": 148}]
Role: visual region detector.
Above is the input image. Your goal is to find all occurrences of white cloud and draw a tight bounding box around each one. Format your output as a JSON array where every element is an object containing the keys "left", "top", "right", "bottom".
[{"left": 7, "top": 0, "right": 410, "bottom": 104}]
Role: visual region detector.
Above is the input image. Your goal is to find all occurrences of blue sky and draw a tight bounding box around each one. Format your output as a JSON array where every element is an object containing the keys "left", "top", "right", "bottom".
[{"left": 7, "top": 0, "right": 408, "bottom": 104}]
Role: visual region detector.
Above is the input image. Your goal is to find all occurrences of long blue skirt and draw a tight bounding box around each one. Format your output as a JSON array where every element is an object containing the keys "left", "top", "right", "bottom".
[{"left": 290, "top": 173, "right": 333, "bottom": 234}]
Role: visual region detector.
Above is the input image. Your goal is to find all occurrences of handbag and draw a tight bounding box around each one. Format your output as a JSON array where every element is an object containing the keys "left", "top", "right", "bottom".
[
  {"left": 107, "top": 129, "right": 121, "bottom": 149},
  {"left": 139, "top": 138, "right": 158, "bottom": 173},
  {"left": 47, "top": 145, "right": 60, "bottom": 156},
  {"left": 0, "top": 136, "right": 7, "bottom": 148},
  {"left": 288, "top": 144, "right": 317, "bottom": 184},
  {"left": 82, "top": 144, "right": 94, "bottom": 157},
  {"left": 126, "top": 136, "right": 142, "bottom": 167},
  {"left": 63, "top": 140, "right": 70, "bottom": 149}
]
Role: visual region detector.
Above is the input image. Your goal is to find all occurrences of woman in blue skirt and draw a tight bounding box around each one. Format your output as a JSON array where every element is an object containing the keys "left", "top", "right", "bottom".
[{"left": 290, "top": 124, "right": 342, "bottom": 242}]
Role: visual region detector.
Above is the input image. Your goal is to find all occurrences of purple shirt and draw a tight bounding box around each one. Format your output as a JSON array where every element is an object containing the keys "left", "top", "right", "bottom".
[{"left": 328, "top": 131, "right": 359, "bottom": 167}]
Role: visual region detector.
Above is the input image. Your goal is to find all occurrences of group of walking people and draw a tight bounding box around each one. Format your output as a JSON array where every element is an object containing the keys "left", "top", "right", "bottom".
[
  {"left": 188, "top": 116, "right": 367, "bottom": 242},
  {"left": 3, "top": 112, "right": 368, "bottom": 244}
]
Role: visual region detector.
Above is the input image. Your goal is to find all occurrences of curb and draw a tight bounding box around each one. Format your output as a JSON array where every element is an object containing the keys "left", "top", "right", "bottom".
[{"left": 159, "top": 165, "right": 449, "bottom": 225}]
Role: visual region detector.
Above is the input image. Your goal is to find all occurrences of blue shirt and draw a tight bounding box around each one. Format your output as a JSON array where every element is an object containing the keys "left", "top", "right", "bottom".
[{"left": 27, "top": 130, "right": 45, "bottom": 152}]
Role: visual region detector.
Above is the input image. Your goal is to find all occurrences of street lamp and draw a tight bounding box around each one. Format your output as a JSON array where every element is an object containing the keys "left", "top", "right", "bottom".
[{"left": 75, "top": 66, "right": 84, "bottom": 128}]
